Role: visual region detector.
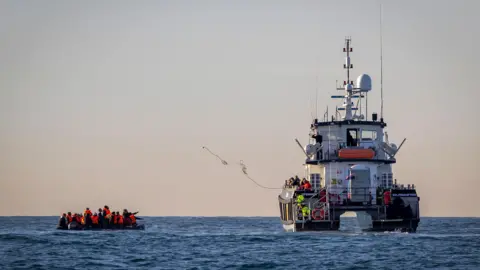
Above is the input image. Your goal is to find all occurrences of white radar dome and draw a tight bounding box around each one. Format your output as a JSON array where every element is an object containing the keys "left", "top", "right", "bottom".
[{"left": 356, "top": 74, "right": 372, "bottom": 92}]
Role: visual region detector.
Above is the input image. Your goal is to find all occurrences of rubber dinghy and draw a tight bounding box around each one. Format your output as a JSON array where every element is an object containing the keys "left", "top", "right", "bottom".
[{"left": 57, "top": 221, "right": 145, "bottom": 231}]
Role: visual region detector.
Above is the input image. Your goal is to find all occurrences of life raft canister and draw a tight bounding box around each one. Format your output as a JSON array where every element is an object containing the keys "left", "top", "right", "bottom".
[{"left": 311, "top": 208, "right": 325, "bottom": 220}]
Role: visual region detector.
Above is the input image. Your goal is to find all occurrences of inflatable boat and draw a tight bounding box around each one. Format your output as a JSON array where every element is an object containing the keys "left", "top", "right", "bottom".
[{"left": 56, "top": 221, "right": 145, "bottom": 231}]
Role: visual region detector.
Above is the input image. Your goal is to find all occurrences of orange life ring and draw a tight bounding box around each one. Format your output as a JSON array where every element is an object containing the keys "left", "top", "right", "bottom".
[{"left": 311, "top": 208, "right": 325, "bottom": 220}]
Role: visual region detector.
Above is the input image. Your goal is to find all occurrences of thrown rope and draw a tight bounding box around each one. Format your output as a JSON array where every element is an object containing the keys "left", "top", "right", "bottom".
[{"left": 202, "top": 146, "right": 282, "bottom": 190}]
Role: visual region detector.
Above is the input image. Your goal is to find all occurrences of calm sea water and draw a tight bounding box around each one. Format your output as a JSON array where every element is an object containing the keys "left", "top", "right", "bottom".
[{"left": 0, "top": 217, "right": 478, "bottom": 269}]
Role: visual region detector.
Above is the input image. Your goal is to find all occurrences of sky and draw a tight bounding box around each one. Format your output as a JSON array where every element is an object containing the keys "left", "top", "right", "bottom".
[{"left": 0, "top": 0, "right": 479, "bottom": 217}]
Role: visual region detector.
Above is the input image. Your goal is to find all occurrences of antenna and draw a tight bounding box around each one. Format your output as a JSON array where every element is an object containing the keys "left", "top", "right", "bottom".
[
  {"left": 315, "top": 76, "right": 319, "bottom": 119},
  {"left": 380, "top": 4, "right": 384, "bottom": 119}
]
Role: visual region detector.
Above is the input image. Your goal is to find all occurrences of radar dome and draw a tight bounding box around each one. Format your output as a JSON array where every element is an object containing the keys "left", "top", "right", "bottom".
[
  {"left": 390, "top": 143, "right": 398, "bottom": 151},
  {"left": 356, "top": 74, "right": 372, "bottom": 92}
]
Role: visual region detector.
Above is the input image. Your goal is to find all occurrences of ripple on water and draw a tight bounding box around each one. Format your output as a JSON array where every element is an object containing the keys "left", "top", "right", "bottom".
[{"left": 0, "top": 217, "right": 479, "bottom": 269}]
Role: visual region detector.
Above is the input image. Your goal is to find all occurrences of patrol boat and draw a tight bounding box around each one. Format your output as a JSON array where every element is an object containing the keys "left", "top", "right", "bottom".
[{"left": 278, "top": 37, "right": 420, "bottom": 232}]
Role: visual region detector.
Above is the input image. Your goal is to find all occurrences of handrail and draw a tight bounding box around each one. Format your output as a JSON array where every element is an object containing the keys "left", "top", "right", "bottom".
[{"left": 291, "top": 186, "right": 419, "bottom": 221}]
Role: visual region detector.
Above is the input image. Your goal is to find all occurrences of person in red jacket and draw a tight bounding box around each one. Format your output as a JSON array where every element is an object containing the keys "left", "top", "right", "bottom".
[
  {"left": 384, "top": 190, "right": 392, "bottom": 205},
  {"left": 302, "top": 179, "right": 312, "bottom": 191}
]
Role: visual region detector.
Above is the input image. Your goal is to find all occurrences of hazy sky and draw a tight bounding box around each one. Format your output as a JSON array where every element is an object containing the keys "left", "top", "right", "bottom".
[{"left": 0, "top": 0, "right": 478, "bottom": 217}]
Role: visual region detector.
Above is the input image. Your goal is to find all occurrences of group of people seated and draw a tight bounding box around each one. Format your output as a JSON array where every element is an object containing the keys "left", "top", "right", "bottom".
[
  {"left": 284, "top": 175, "right": 312, "bottom": 191},
  {"left": 57, "top": 205, "right": 141, "bottom": 230}
]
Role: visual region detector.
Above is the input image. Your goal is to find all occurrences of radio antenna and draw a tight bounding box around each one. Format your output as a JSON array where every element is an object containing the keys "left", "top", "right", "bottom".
[{"left": 380, "top": 4, "right": 384, "bottom": 119}]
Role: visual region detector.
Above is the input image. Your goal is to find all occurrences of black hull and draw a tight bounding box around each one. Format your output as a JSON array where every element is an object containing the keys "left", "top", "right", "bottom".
[
  {"left": 292, "top": 219, "right": 419, "bottom": 233},
  {"left": 57, "top": 224, "right": 145, "bottom": 231},
  {"left": 279, "top": 188, "right": 421, "bottom": 233}
]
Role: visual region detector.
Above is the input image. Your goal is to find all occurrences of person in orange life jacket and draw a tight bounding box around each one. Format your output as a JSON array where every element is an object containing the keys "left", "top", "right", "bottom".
[
  {"left": 103, "top": 205, "right": 111, "bottom": 216},
  {"left": 113, "top": 211, "right": 121, "bottom": 226},
  {"left": 129, "top": 213, "right": 137, "bottom": 226},
  {"left": 112, "top": 212, "right": 117, "bottom": 225},
  {"left": 81, "top": 214, "right": 86, "bottom": 225},
  {"left": 91, "top": 213, "right": 100, "bottom": 228},
  {"left": 123, "top": 209, "right": 140, "bottom": 226},
  {"left": 103, "top": 205, "right": 112, "bottom": 228},
  {"left": 74, "top": 213, "right": 82, "bottom": 226},
  {"left": 58, "top": 213, "right": 68, "bottom": 229},
  {"left": 103, "top": 206, "right": 112, "bottom": 228},
  {"left": 84, "top": 207, "right": 92, "bottom": 216},
  {"left": 115, "top": 211, "right": 124, "bottom": 228},
  {"left": 66, "top": 212, "right": 73, "bottom": 223}
]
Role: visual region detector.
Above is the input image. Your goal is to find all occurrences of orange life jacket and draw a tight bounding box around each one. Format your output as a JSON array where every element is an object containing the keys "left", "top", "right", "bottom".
[
  {"left": 67, "top": 215, "right": 73, "bottom": 223},
  {"left": 81, "top": 216, "right": 86, "bottom": 225},
  {"left": 91, "top": 215, "right": 99, "bottom": 224},
  {"left": 104, "top": 208, "right": 111, "bottom": 215},
  {"left": 76, "top": 216, "right": 82, "bottom": 223},
  {"left": 130, "top": 214, "right": 136, "bottom": 224},
  {"left": 118, "top": 215, "right": 124, "bottom": 224},
  {"left": 84, "top": 209, "right": 92, "bottom": 216},
  {"left": 303, "top": 182, "right": 312, "bottom": 190},
  {"left": 112, "top": 214, "right": 117, "bottom": 224}
]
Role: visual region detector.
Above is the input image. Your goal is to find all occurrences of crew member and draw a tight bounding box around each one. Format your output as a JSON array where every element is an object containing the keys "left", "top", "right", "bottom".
[
  {"left": 384, "top": 189, "right": 392, "bottom": 205},
  {"left": 301, "top": 205, "right": 310, "bottom": 218},
  {"left": 302, "top": 179, "right": 312, "bottom": 191}
]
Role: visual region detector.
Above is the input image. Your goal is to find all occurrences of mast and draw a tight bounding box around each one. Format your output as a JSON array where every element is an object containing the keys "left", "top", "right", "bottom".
[
  {"left": 333, "top": 37, "right": 372, "bottom": 121},
  {"left": 380, "top": 4, "right": 384, "bottom": 120},
  {"left": 338, "top": 37, "right": 354, "bottom": 120}
]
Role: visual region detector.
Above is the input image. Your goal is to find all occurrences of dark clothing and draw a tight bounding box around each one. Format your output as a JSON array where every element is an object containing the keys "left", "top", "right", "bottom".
[
  {"left": 313, "top": 134, "right": 323, "bottom": 144},
  {"left": 293, "top": 177, "right": 301, "bottom": 186},
  {"left": 85, "top": 215, "right": 92, "bottom": 228},
  {"left": 97, "top": 213, "right": 104, "bottom": 228},
  {"left": 58, "top": 217, "right": 67, "bottom": 229}
]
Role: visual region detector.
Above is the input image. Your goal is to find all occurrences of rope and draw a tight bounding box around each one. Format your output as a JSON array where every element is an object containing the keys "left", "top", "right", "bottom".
[
  {"left": 202, "top": 146, "right": 282, "bottom": 190},
  {"left": 202, "top": 146, "right": 228, "bottom": 165}
]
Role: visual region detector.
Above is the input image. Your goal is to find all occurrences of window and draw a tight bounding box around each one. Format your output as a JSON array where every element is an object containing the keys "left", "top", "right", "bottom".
[
  {"left": 381, "top": 173, "right": 393, "bottom": 188},
  {"left": 361, "top": 130, "right": 377, "bottom": 141},
  {"left": 310, "top": 174, "right": 321, "bottom": 190},
  {"left": 346, "top": 128, "right": 359, "bottom": 146}
]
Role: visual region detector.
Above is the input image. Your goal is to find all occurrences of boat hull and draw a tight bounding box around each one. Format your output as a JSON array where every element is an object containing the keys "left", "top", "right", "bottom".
[
  {"left": 279, "top": 189, "right": 421, "bottom": 233},
  {"left": 57, "top": 224, "right": 145, "bottom": 231},
  {"left": 290, "top": 218, "right": 419, "bottom": 233}
]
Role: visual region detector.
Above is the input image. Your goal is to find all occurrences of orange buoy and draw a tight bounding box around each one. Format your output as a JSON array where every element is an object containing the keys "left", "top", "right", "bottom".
[{"left": 338, "top": 148, "right": 375, "bottom": 159}]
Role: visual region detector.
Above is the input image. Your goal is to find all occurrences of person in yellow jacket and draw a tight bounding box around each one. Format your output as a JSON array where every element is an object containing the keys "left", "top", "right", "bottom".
[
  {"left": 301, "top": 205, "right": 311, "bottom": 218},
  {"left": 296, "top": 194, "right": 305, "bottom": 204}
]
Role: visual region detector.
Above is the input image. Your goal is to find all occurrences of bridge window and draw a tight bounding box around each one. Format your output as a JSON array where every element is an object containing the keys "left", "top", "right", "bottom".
[
  {"left": 361, "top": 130, "right": 377, "bottom": 141},
  {"left": 310, "top": 174, "right": 321, "bottom": 190},
  {"left": 346, "top": 128, "right": 359, "bottom": 147}
]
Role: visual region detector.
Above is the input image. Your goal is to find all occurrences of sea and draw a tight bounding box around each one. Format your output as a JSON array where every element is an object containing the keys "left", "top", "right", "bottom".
[{"left": 0, "top": 216, "right": 478, "bottom": 269}]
